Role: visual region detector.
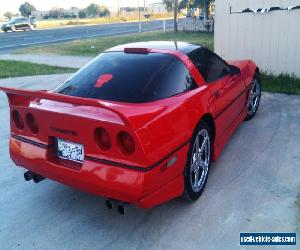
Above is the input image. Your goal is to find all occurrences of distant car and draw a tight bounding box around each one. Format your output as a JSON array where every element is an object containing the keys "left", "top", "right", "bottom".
[
  {"left": 1, "top": 17, "right": 36, "bottom": 32},
  {"left": 0, "top": 42, "right": 261, "bottom": 211}
]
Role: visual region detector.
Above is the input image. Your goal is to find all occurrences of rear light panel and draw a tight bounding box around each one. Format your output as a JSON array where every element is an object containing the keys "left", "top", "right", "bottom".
[
  {"left": 12, "top": 110, "right": 24, "bottom": 130},
  {"left": 117, "top": 131, "right": 135, "bottom": 155},
  {"left": 95, "top": 127, "right": 111, "bottom": 151},
  {"left": 26, "top": 113, "right": 39, "bottom": 134}
]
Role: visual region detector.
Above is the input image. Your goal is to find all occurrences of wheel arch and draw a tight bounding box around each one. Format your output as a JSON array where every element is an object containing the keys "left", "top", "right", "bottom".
[{"left": 199, "top": 113, "right": 216, "bottom": 143}]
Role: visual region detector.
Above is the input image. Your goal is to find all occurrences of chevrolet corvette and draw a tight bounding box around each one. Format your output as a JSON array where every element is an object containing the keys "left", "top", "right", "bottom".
[{"left": 0, "top": 41, "right": 261, "bottom": 212}]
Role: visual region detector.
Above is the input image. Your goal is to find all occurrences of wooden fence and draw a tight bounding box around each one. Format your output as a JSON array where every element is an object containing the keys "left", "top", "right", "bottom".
[{"left": 181, "top": 18, "right": 214, "bottom": 32}]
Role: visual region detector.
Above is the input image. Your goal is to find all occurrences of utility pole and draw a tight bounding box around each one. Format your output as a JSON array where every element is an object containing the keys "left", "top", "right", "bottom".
[
  {"left": 117, "top": 0, "right": 120, "bottom": 15},
  {"left": 144, "top": 0, "right": 146, "bottom": 13},
  {"left": 138, "top": 0, "right": 141, "bottom": 32},
  {"left": 174, "top": 0, "right": 178, "bottom": 32}
]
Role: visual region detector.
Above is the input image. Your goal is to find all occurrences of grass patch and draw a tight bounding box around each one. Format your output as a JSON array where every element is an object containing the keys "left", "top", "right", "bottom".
[
  {"left": 15, "top": 31, "right": 214, "bottom": 57},
  {"left": 35, "top": 13, "right": 175, "bottom": 29},
  {"left": 261, "top": 73, "right": 300, "bottom": 95},
  {"left": 0, "top": 60, "right": 77, "bottom": 79}
]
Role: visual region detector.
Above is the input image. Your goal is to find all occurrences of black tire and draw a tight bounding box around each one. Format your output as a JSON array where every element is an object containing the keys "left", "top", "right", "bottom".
[
  {"left": 245, "top": 73, "right": 262, "bottom": 121},
  {"left": 183, "top": 120, "right": 212, "bottom": 201}
]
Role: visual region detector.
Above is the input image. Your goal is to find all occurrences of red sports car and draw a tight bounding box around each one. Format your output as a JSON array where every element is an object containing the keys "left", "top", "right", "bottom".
[{"left": 0, "top": 42, "right": 261, "bottom": 212}]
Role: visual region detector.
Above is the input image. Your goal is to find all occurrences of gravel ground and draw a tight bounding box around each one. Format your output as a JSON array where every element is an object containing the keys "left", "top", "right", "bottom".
[
  {"left": 0, "top": 74, "right": 299, "bottom": 250},
  {"left": 0, "top": 54, "right": 93, "bottom": 68}
]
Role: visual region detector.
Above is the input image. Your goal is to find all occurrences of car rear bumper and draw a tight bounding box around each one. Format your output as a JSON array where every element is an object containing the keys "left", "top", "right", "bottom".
[
  {"left": 9, "top": 135, "right": 188, "bottom": 208},
  {"left": 1, "top": 27, "right": 9, "bottom": 31}
]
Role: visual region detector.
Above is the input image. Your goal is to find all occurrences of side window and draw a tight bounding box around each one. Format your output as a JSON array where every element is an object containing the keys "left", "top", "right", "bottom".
[{"left": 189, "top": 49, "right": 230, "bottom": 83}]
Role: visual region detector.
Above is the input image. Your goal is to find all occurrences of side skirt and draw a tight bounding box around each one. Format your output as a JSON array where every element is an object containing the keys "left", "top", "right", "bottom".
[{"left": 212, "top": 107, "right": 248, "bottom": 161}]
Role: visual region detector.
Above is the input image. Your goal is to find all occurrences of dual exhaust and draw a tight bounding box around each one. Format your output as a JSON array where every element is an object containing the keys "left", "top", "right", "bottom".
[
  {"left": 24, "top": 171, "right": 127, "bottom": 214},
  {"left": 24, "top": 171, "right": 45, "bottom": 183},
  {"left": 105, "top": 199, "right": 128, "bottom": 215}
]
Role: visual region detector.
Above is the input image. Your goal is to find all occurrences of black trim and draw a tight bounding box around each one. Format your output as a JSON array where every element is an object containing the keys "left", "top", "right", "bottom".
[
  {"left": 11, "top": 134, "right": 190, "bottom": 172},
  {"left": 214, "top": 89, "right": 247, "bottom": 120},
  {"left": 85, "top": 140, "right": 190, "bottom": 172},
  {"left": 11, "top": 134, "right": 49, "bottom": 149}
]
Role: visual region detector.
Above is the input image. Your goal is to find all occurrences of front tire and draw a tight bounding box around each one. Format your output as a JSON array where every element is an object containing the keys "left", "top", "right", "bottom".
[
  {"left": 245, "top": 73, "right": 261, "bottom": 121},
  {"left": 10, "top": 25, "right": 16, "bottom": 32},
  {"left": 29, "top": 24, "right": 35, "bottom": 31},
  {"left": 183, "top": 121, "right": 211, "bottom": 201}
]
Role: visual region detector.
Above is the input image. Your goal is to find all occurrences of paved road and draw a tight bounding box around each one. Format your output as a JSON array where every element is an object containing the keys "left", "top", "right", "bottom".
[
  {"left": 0, "top": 19, "right": 176, "bottom": 52},
  {"left": 0, "top": 74, "right": 299, "bottom": 249}
]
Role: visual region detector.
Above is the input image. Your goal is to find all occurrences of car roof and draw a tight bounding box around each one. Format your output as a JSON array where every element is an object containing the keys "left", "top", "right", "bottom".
[{"left": 105, "top": 41, "right": 203, "bottom": 54}]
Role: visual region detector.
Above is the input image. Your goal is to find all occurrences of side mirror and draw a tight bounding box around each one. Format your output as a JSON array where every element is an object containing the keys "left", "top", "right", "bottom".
[{"left": 229, "top": 65, "right": 241, "bottom": 76}]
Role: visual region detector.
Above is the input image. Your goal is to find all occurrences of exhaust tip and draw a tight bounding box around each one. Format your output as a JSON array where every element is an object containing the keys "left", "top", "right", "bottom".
[
  {"left": 105, "top": 200, "right": 113, "bottom": 210},
  {"left": 117, "top": 205, "right": 125, "bottom": 215},
  {"left": 33, "top": 174, "right": 45, "bottom": 183},
  {"left": 24, "top": 171, "right": 33, "bottom": 181}
]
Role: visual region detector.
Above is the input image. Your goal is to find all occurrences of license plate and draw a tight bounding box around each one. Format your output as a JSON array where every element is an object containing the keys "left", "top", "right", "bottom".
[{"left": 56, "top": 138, "right": 84, "bottom": 163}]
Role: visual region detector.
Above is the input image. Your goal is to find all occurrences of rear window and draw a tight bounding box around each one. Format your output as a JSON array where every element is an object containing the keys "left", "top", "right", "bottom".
[{"left": 55, "top": 52, "right": 196, "bottom": 103}]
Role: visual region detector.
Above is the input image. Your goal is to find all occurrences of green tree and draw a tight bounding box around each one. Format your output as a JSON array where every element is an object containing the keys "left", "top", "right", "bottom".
[
  {"left": 4, "top": 12, "right": 13, "bottom": 20},
  {"left": 99, "top": 6, "right": 110, "bottom": 17},
  {"left": 19, "top": 2, "right": 36, "bottom": 17},
  {"left": 86, "top": 3, "right": 100, "bottom": 17},
  {"left": 162, "top": 0, "right": 174, "bottom": 12},
  {"left": 179, "top": 0, "right": 213, "bottom": 19},
  {"left": 78, "top": 10, "right": 87, "bottom": 18}
]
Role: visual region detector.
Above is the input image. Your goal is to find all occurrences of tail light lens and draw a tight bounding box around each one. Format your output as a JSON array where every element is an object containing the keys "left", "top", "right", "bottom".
[
  {"left": 26, "top": 113, "right": 39, "bottom": 134},
  {"left": 117, "top": 131, "right": 135, "bottom": 155},
  {"left": 95, "top": 127, "right": 111, "bottom": 150},
  {"left": 12, "top": 110, "right": 24, "bottom": 130}
]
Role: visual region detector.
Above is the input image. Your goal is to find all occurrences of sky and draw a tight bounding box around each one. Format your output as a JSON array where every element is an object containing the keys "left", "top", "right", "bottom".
[{"left": 1, "top": 0, "right": 161, "bottom": 14}]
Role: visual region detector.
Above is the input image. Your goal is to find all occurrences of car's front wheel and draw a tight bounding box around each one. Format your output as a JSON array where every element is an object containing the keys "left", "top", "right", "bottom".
[
  {"left": 183, "top": 121, "right": 211, "bottom": 201},
  {"left": 245, "top": 73, "right": 262, "bottom": 121},
  {"left": 29, "top": 24, "right": 35, "bottom": 31},
  {"left": 10, "top": 25, "right": 16, "bottom": 32}
]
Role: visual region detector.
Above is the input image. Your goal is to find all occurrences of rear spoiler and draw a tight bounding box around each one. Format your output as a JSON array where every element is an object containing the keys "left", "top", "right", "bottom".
[{"left": 0, "top": 87, "right": 131, "bottom": 126}]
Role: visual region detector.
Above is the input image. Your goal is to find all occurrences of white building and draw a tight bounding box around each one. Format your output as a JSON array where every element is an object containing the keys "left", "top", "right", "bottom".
[
  {"left": 214, "top": 0, "right": 300, "bottom": 77},
  {"left": 148, "top": 2, "right": 167, "bottom": 13}
]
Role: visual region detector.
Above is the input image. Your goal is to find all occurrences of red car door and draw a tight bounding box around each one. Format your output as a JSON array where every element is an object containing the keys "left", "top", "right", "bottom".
[{"left": 188, "top": 49, "right": 246, "bottom": 137}]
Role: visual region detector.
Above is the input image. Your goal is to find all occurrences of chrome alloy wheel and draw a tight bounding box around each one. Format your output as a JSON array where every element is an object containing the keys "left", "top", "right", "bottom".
[
  {"left": 247, "top": 79, "right": 261, "bottom": 115},
  {"left": 190, "top": 129, "right": 210, "bottom": 192}
]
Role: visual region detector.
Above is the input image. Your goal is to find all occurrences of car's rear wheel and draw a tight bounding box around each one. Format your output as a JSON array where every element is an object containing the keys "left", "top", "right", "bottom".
[
  {"left": 183, "top": 121, "right": 211, "bottom": 201},
  {"left": 245, "top": 73, "right": 261, "bottom": 121}
]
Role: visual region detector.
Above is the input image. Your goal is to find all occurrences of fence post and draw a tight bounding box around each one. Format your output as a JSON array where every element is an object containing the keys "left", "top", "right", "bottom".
[{"left": 163, "top": 20, "right": 166, "bottom": 32}]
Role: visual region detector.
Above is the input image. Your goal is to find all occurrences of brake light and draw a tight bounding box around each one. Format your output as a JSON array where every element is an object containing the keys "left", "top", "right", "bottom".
[
  {"left": 117, "top": 131, "right": 135, "bottom": 155},
  {"left": 124, "top": 48, "right": 149, "bottom": 54},
  {"left": 95, "top": 128, "right": 111, "bottom": 150},
  {"left": 26, "top": 113, "right": 39, "bottom": 134},
  {"left": 12, "top": 110, "right": 24, "bottom": 130}
]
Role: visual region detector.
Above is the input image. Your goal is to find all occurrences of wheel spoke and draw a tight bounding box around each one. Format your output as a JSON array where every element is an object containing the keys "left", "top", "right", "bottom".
[
  {"left": 193, "top": 170, "right": 199, "bottom": 188},
  {"left": 191, "top": 160, "right": 198, "bottom": 171},
  {"left": 199, "top": 136, "right": 207, "bottom": 156}
]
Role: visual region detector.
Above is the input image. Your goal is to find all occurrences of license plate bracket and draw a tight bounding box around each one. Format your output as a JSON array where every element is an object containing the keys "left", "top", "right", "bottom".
[{"left": 56, "top": 138, "right": 84, "bottom": 163}]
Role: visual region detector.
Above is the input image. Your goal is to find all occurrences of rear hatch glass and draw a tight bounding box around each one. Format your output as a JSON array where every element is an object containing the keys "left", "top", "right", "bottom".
[{"left": 55, "top": 52, "right": 193, "bottom": 103}]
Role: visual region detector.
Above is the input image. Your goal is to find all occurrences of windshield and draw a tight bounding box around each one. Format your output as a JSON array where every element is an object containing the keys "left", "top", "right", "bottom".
[{"left": 55, "top": 52, "right": 195, "bottom": 103}]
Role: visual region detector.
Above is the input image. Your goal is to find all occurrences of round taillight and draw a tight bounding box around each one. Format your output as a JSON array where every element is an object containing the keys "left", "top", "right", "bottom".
[
  {"left": 117, "top": 131, "right": 135, "bottom": 155},
  {"left": 26, "top": 113, "right": 39, "bottom": 134},
  {"left": 12, "top": 110, "right": 24, "bottom": 130},
  {"left": 95, "top": 128, "right": 111, "bottom": 150}
]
